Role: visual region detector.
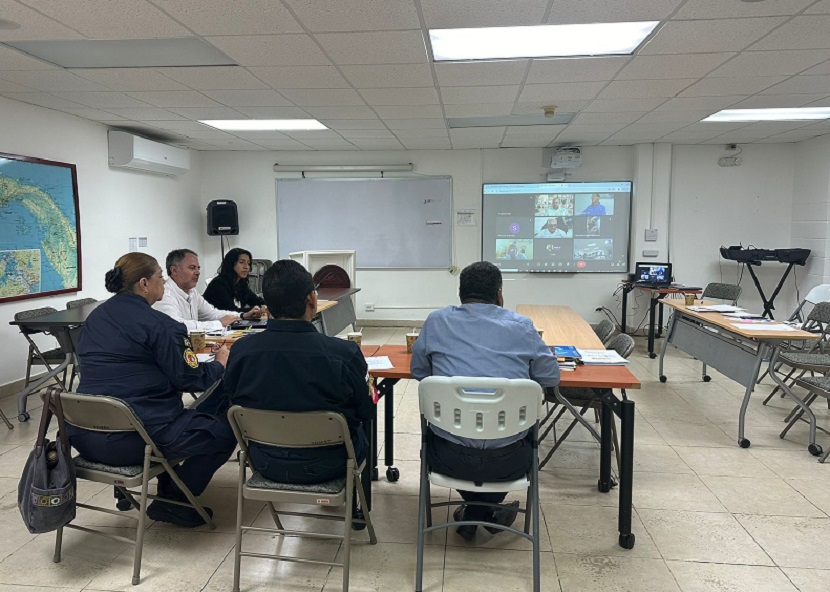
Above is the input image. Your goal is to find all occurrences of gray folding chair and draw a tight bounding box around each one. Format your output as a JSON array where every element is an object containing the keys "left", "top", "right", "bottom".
[
  {"left": 227, "top": 406, "right": 376, "bottom": 592},
  {"left": 593, "top": 318, "right": 616, "bottom": 345},
  {"left": 14, "top": 307, "right": 67, "bottom": 390},
  {"left": 702, "top": 282, "right": 742, "bottom": 304},
  {"left": 781, "top": 376, "right": 830, "bottom": 462},
  {"left": 415, "top": 376, "right": 543, "bottom": 592},
  {"left": 55, "top": 391, "right": 215, "bottom": 586},
  {"left": 66, "top": 298, "right": 97, "bottom": 309},
  {"left": 248, "top": 259, "right": 272, "bottom": 297}
]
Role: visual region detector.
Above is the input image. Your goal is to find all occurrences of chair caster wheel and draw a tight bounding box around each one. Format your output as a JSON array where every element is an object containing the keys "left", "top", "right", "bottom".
[
  {"left": 703, "top": 375, "right": 712, "bottom": 382},
  {"left": 18, "top": 411, "right": 30, "bottom": 422},
  {"left": 808, "top": 443, "right": 823, "bottom": 457},
  {"left": 739, "top": 438, "right": 751, "bottom": 449},
  {"left": 597, "top": 480, "right": 612, "bottom": 493},
  {"left": 116, "top": 499, "right": 132, "bottom": 511},
  {"left": 659, "top": 376, "right": 667, "bottom": 383},
  {"left": 619, "top": 533, "right": 635, "bottom": 549},
  {"left": 386, "top": 467, "right": 400, "bottom": 482},
  {"left": 649, "top": 352, "right": 657, "bottom": 359}
]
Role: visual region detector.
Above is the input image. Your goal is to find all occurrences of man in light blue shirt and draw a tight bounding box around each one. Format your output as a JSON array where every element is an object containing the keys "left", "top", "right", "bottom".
[
  {"left": 411, "top": 261, "right": 559, "bottom": 541},
  {"left": 580, "top": 193, "right": 607, "bottom": 216}
]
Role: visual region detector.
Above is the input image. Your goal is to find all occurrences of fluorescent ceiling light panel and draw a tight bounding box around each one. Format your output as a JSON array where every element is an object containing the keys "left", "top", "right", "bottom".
[
  {"left": 703, "top": 108, "right": 830, "bottom": 122},
  {"left": 4, "top": 38, "right": 235, "bottom": 68},
  {"left": 429, "top": 22, "right": 659, "bottom": 61},
  {"left": 200, "top": 119, "right": 328, "bottom": 131}
]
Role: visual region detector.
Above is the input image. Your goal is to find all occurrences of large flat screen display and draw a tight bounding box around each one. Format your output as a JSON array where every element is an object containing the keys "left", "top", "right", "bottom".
[{"left": 482, "top": 181, "right": 632, "bottom": 273}]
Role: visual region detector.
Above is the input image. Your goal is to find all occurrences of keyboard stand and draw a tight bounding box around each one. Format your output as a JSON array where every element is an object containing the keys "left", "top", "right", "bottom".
[{"left": 744, "top": 261, "right": 800, "bottom": 319}]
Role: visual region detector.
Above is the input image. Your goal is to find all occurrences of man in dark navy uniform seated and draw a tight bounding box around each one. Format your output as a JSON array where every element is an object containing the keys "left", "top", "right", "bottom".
[
  {"left": 68, "top": 252, "right": 236, "bottom": 528},
  {"left": 222, "top": 260, "right": 373, "bottom": 499}
]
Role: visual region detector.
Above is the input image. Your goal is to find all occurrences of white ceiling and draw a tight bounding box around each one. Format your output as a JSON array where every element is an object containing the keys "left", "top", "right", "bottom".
[{"left": 1, "top": 0, "right": 829, "bottom": 150}]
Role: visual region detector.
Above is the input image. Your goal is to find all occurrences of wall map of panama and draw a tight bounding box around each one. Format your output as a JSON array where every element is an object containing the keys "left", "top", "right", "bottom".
[{"left": 0, "top": 152, "right": 81, "bottom": 303}]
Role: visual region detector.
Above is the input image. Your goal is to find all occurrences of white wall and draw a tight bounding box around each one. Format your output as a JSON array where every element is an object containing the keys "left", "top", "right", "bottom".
[
  {"left": 0, "top": 96, "right": 203, "bottom": 389},
  {"left": 792, "top": 134, "right": 830, "bottom": 298}
]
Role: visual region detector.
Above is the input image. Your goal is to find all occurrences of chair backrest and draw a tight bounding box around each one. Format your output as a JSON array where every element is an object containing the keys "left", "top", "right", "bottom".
[
  {"left": 605, "top": 333, "right": 635, "bottom": 359},
  {"left": 418, "top": 376, "right": 543, "bottom": 441},
  {"left": 702, "top": 282, "right": 742, "bottom": 305},
  {"left": 66, "top": 298, "right": 97, "bottom": 309},
  {"left": 14, "top": 306, "right": 57, "bottom": 321},
  {"left": 593, "top": 319, "right": 615, "bottom": 344},
  {"left": 227, "top": 406, "right": 354, "bottom": 458},
  {"left": 805, "top": 284, "right": 830, "bottom": 305},
  {"left": 248, "top": 259, "right": 272, "bottom": 295}
]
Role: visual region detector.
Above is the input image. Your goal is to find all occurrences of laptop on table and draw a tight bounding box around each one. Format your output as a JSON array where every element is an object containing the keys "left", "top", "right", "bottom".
[{"left": 633, "top": 262, "right": 672, "bottom": 288}]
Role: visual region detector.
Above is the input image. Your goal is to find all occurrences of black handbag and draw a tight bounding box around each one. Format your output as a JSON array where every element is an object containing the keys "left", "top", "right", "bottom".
[{"left": 18, "top": 386, "right": 76, "bottom": 534}]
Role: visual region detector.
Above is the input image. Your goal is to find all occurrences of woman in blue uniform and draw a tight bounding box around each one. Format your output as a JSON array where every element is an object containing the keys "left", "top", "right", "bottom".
[
  {"left": 67, "top": 252, "right": 235, "bottom": 527},
  {"left": 202, "top": 248, "right": 265, "bottom": 318}
]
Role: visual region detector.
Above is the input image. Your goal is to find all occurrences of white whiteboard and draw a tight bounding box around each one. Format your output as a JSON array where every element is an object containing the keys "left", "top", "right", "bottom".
[{"left": 276, "top": 178, "right": 452, "bottom": 269}]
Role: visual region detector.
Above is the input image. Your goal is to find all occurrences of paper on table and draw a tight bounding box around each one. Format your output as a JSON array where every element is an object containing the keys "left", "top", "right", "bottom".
[
  {"left": 689, "top": 304, "right": 744, "bottom": 313},
  {"left": 365, "top": 356, "right": 394, "bottom": 370},
  {"left": 196, "top": 353, "right": 215, "bottom": 363},
  {"left": 722, "top": 312, "right": 767, "bottom": 319},
  {"left": 731, "top": 323, "right": 798, "bottom": 332},
  {"left": 576, "top": 349, "right": 630, "bottom": 365}
]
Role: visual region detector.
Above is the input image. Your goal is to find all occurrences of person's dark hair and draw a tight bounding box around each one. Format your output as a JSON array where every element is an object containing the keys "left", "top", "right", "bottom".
[
  {"left": 105, "top": 253, "right": 159, "bottom": 294},
  {"left": 165, "top": 248, "right": 197, "bottom": 275},
  {"left": 218, "top": 247, "right": 253, "bottom": 279},
  {"left": 459, "top": 261, "right": 502, "bottom": 304},
  {"left": 262, "top": 259, "right": 315, "bottom": 319}
]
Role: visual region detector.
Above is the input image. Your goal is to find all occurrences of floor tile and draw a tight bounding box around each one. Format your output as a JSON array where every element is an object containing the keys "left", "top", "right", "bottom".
[
  {"left": 736, "top": 514, "right": 830, "bottom": 569},
  {"left": 555, "top": 554, "right": 680, "bottom": 592},
  {"left": 666, "top": 560, "right": 799, "bottom": 592},
  {"left": 443, "top": 547, "right": 559, "bottom": 592},
  {"left": 674, "top": 446, "right": 778, "bottom": 478},
  {"left": 780, "top": 567, "right": 830, "bottom": 592},
  {"left": 322, "top": 542, "right": 444, "bottom": 592},
  {"left": 699, "top": 475, "right": 825, "bottom": 517},
  {"left": 632, "top": 472, "right": 727, "bottom": 512}
]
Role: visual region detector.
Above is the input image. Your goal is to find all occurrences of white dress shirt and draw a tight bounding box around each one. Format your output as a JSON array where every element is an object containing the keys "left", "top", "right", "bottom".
[{"left": 153, "top": 277, "right": 237, "bottom": 331}]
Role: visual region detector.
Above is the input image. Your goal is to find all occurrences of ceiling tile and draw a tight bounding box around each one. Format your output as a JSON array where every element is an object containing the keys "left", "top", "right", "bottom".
[
  {"left": 681, "top": 122, "right": 750, "bottom": 133},
  {"left": 709, "top": 50, "right": 830, "bottom": 78},
  {"left": 512, "top": 99, "right": 589, "bottom": 114},
  {"left": 166, "top": 106, "right": 247, "bottom": 119},
  {"left": 150, "top": 120, "right": 214, "bottom": 131},
  {"left": 619, "top": 122, "right": 687, "bottom": 134},
  {"left": 598, "top": 78, "right": 695, "bottom": 99},
  {"left": 655, "top": 96, "right": 745, "bottom": 111},
  {"left": 360, "top": 87, "right": 439, "bottom": 106},
  {"left": 636, "top": 110, "right": 712, "bottom": 124},
  {"left": 0, "top": 1, "right": 83, "bottom": 41},
  {"left": 206, "top": 35, "right": 330, "bottom": 67},
  {"left": 421, "top": 0, "right": 548, "bottom": 28},
  {"left": 442, "top": 85, "right": 519, "bottom": 105},
  {"left": 761, "top": 75, "right": 830, "bottom": 95},
  {"left": 125, "top": 90, "right": 224, "bottom": 108},
  {"left": 766, "top": 130, "right": 827, "bottom": 142},
  {"left": 399, "top": 139, "right": 452, "bottom": 150},
  {"left": 729, "top": 94, "right": 830, "bottom": 109},
  {"left": 679, "top": 76, "right": 786, "bottom": 97},
  {"left": 304, "top": 105, "right": 379, "bottom": 119},
  {"left": 233, "top": 106, "right": 313, "bottom": 118},
  {"left": 501, "top": 137, "right": 554, "bottom": 148},
  {"left": 807, "top": 1, "right": 830, "bottom": 12},
  {"left": 297, "top": 139, "right": 360, "bottom": 149},
  {"left": 803, "top": 96, "right": 830, "bottom": 107},
  {"left": 283, "top": 0, "right": 420, "bottom": 32},
  {"left": 0, "top": 70, "right": 111, "bottom": 92},
  {"left": 560, "top": 123, "right": 627, "bottom": 135},
  {"left": 229, "top": 130, "right": 291, "bottom": 141},
  {"left": 202, "top": 90, "right": 293, "bottom": 107},
  {"left": 338, "top": 129, "right": 396, "bottom": 139},
  {"left": 0, "top": 92, "right": 84, "bottom": 110},
  {"left": 435, "top": 61, "right": 528, "bottom": 87},
  {"left": 151, "top": 0, "right": 303, "bottom": 35},
  {"left": 750, "top": 16, "right": 830, "bottom": 50},
  {"left": 393, "top": 128, "right": 450, "bottom": 139},
  {"left": 571, "top": 112, "right": 647, "bottom": 124},
  {"left": 282, "top": 130, "right": 344, "bottom": 140},
  {"left": 102, "top": 107, "right": 186, "bottom": 120},
  {"left": 320, "top": 119, "right": 386, "bottom": 130},
  {"left": 658, "top": 129, "right": 723, "bottom": 141},
  {"left": 526, "top": 57, "right": 626, "bottom": 84},
  {"left": 802, "top": 59, "right": 830, "bottom": 75},
  {"left": 444, "top": 103, "right": 512, "bottom": 117},
  {"left": 373, "top": 105, "right": 443, "bottom": 119},
  {"left": 248, "top": 66, "right": 349, "bottom": 89},
  {"left": 20, "top": 0, "right": 190, "bottom": 38},
  {"left": 553, "top": 131, "right": 613, "bottom": 143},
  {"left": 341, "top": 64, "right": 435, "bottom": 88},
  {"left": 519, "top": 81, "right": 606, "bottom": 102},
  {"left": 315, "top": 31, "right": 428, "bottom": 65},
  {"left": 547, "top": 0, "right": 683, "bottom": 24},
  {"left": 280, "top": 88, "right": 365, "bottom": 106},
  {"left": 615, "top": 53, "right": 735, "bottom": 80},
  {"left": 156, "top": 67, "right": 268, "bottom": 90},
  {"left": 736, "top": 121, "right": 813, "bottom": 135},
  {"left": 384, "top": 118, "right": 448, "bottom": 129},
  {"left": 51, "top": 91, "right": 153, "bottom": 108},
  {"left": 640, "top": 18, "right": 786, "bottom": 54},
  {"left": 673, "top": 0, "right": 814, "bottom": 19},
  {"left": 347, "top": 138, "right": 405, "bottom": 149},
  {"left": 182, "top": 129, "right": 244, "bottom": 140},
  {"left": 0, "top": 44, "right": 57, "bottom": 70},
  {"left": 583, "top": 98, "right": 666, "bottom": 112},
  {"left": 0, "top": 79, "right": 37, "bottom": 92},
  {"left": 72, "top": 68, "right": 188, "bottom": 91},
  {"left": 505, "top": 124, "right": 565, "bottom": 135}
]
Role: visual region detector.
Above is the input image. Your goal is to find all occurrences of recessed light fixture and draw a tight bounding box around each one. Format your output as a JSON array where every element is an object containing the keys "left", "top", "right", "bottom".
[
  {"left": 428, "top": 21, "right": 659, "bottom": 61},
  {"left": 702, "top": 108, "right": 830, "bottom": 122},
  {"left": 200, "top": 120, "right": 328, "bottom": 131}
]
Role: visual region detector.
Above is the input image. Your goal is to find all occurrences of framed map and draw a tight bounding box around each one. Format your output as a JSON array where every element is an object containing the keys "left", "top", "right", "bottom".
[{"left": 0, "top": 152, "right": 81, "bottom": 303}]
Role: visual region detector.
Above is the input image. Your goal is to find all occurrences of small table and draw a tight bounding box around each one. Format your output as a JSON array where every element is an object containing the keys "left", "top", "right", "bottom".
[
  {"left": 9, "top": 300, "right": 102, "bottom": 422},
  {"left": 316, "top": 288, "right": 360, "bottom": 336},
  {"left": 620, "top": 284, "right": 702, "bottom": 357}
]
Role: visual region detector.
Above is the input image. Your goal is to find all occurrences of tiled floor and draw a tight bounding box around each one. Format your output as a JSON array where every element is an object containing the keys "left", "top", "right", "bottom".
[{"left": 1, "top": 327, "right": 830, "bottom": 591}]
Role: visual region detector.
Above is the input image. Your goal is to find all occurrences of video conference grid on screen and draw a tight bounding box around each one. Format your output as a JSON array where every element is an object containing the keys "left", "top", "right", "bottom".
[{"left": 482, "top": 181, "right": 632, "bottom": 273}]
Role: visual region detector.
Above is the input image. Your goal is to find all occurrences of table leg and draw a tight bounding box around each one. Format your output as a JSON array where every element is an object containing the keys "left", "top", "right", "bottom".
[
  {"left": 658, "top": 311, "right": 676, "bottom": 383},
  {"left": 374, "top": 378, "right": 400, "bottom": 482},
  {"left": 621, "top": 285, "right": 629, "bottom": 334},
  {"left": 363, "top": 415, "right": 375, "bottom": 511},
  {"left": 16, "top": 353, "right": 72, "bottom": 422},
  {"left": 598, "top": 394, "right": 614, "bottom": 493},
  {"left": 617, "top": 396, "right": 635, "bottom": 549},
  {"left": 648, "top": 294, "right": 659, "bottom": 358},
  {"left": 736, "top": 342, "right": 769, "bottom": 449}
]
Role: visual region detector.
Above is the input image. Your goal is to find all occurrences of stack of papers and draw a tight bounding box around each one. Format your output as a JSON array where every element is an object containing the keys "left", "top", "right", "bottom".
[
  {"left": 722, "top": 311, "right": 767, "bottom": 320},
  {"left": 731, "top": 323, "right": 799, "bottom": 332},
  {"left": 365, "top": 356, "right": 394, "bottom": 371},
  {"left": 688, "top": 305, "right": 744, "bottom": 313},
  {"left": 576, "top": 349, "right": 630, "bottom": 365}
]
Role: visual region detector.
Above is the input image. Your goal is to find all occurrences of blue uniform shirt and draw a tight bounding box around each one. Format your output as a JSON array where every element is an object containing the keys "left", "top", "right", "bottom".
[
  {"left": 581, "top": 203, "right": 606, "bottom": 216},
  {"left": 75, "top": 291, "right": 225, "bottom": 427},
  {"left": 411, "top": 302, "right": 559, "bottom": 448}
]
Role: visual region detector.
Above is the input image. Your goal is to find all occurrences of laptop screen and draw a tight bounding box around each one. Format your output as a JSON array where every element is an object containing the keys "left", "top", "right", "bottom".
[{"left": 634, "top": 262, "right": 671, "bottom": 284}]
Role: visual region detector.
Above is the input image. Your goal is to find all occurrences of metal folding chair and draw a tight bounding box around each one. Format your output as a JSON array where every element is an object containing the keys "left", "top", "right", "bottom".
[
  {"left": 227, "top": 406, "right": 376, "bottom": 592},
  {"left": 13, "top": 307, "right": 67, "bottom": 390}
]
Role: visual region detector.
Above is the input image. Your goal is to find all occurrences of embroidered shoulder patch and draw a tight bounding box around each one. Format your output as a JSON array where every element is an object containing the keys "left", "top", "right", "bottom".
[
  {"left": 183, "top": 337, "right": 192, "bottom": 348},
  {"left": 184, "top": 349, "right": 198, "bottom": 368}
]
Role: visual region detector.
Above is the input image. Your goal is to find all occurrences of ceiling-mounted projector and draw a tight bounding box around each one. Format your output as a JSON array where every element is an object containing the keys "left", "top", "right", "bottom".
[{"left": 551, "top": 147, "right": 582, "bottom": 169}]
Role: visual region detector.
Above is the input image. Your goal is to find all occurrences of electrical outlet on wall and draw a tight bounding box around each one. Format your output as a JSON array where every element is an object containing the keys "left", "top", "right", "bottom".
[{"left": 365, "top": 303, "right": 375, "bottom": 312}]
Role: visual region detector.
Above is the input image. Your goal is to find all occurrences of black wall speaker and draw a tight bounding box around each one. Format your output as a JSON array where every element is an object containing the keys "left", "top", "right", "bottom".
[{"left": 207, "top": 200, "right": 239, "bottom": 236}]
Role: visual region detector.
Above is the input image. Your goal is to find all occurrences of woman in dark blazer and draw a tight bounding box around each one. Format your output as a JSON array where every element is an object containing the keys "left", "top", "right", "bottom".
[{"left": 203, "top": 248, "right": 265, "bottom": 318}]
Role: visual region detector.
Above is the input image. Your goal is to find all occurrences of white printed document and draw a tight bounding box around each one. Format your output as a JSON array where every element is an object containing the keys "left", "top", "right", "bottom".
[
  {"left": 365, "top": 356, "right": 394, "bottom": 370},
  {"left": 688, "top": 305, "right": 744, "bottom": 313},
  {"left": 576, "top": 349, "right": 630, "bottom": 365},
  {"left": 731, "top": 323, "right": 799, "bottom": 332},
  {"left": 196, "top": 353, "right": 215, "bottom": 363}
]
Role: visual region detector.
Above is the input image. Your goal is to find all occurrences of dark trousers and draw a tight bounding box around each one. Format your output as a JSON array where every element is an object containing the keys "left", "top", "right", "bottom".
[
  {"left": 427, "top": 430, "right": 533, "bottom": 521},
  {"left": 68, "top": 390, "right": 235, "bottom": 497}
]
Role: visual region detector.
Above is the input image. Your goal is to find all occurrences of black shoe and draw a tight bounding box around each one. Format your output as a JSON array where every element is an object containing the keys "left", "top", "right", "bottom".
[
  {"left": 484, "top": 501, "right": 520, "bottom": 535},
  {"left": 147, "top": 500, "right": 213, "bottom": 528},
  {"left": 453, "top": 505, "right": 476, "bottom": 542},
  {"left": 114, "top": 487, "right": 132, "bottom": 511},
  {"left": 352, "top": 508, "right": 367, "bottom": 531}
]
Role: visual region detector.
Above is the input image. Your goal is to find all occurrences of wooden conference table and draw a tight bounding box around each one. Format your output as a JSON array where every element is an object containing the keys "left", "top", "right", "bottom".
[
  {"left": 367, "top": 305, "right": 641, "bottom": 549},
  {"left": 658, "top": 300, "right": 817, "bottom": 450},
  {"left": 620, "top": 284, "right": 703, "bottom": 357}
]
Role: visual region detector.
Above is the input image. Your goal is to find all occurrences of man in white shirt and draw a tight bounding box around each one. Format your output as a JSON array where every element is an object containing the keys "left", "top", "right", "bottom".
[{"left": 154, "top": 249, "right": 242, "bottom": 331}]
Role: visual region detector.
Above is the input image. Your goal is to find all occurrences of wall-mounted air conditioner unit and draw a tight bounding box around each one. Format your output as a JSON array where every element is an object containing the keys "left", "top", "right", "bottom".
[{"left": 108, "top": 131, "right": 190, "bottom": 176}]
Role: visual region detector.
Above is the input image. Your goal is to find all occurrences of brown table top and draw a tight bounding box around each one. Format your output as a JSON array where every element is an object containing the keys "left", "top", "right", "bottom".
[
  {"left": 660, "top": 299, "right": 818, "bottom": 341},
  {"left": 632, "top": 286, "right": 702, "bottom": 294}
]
